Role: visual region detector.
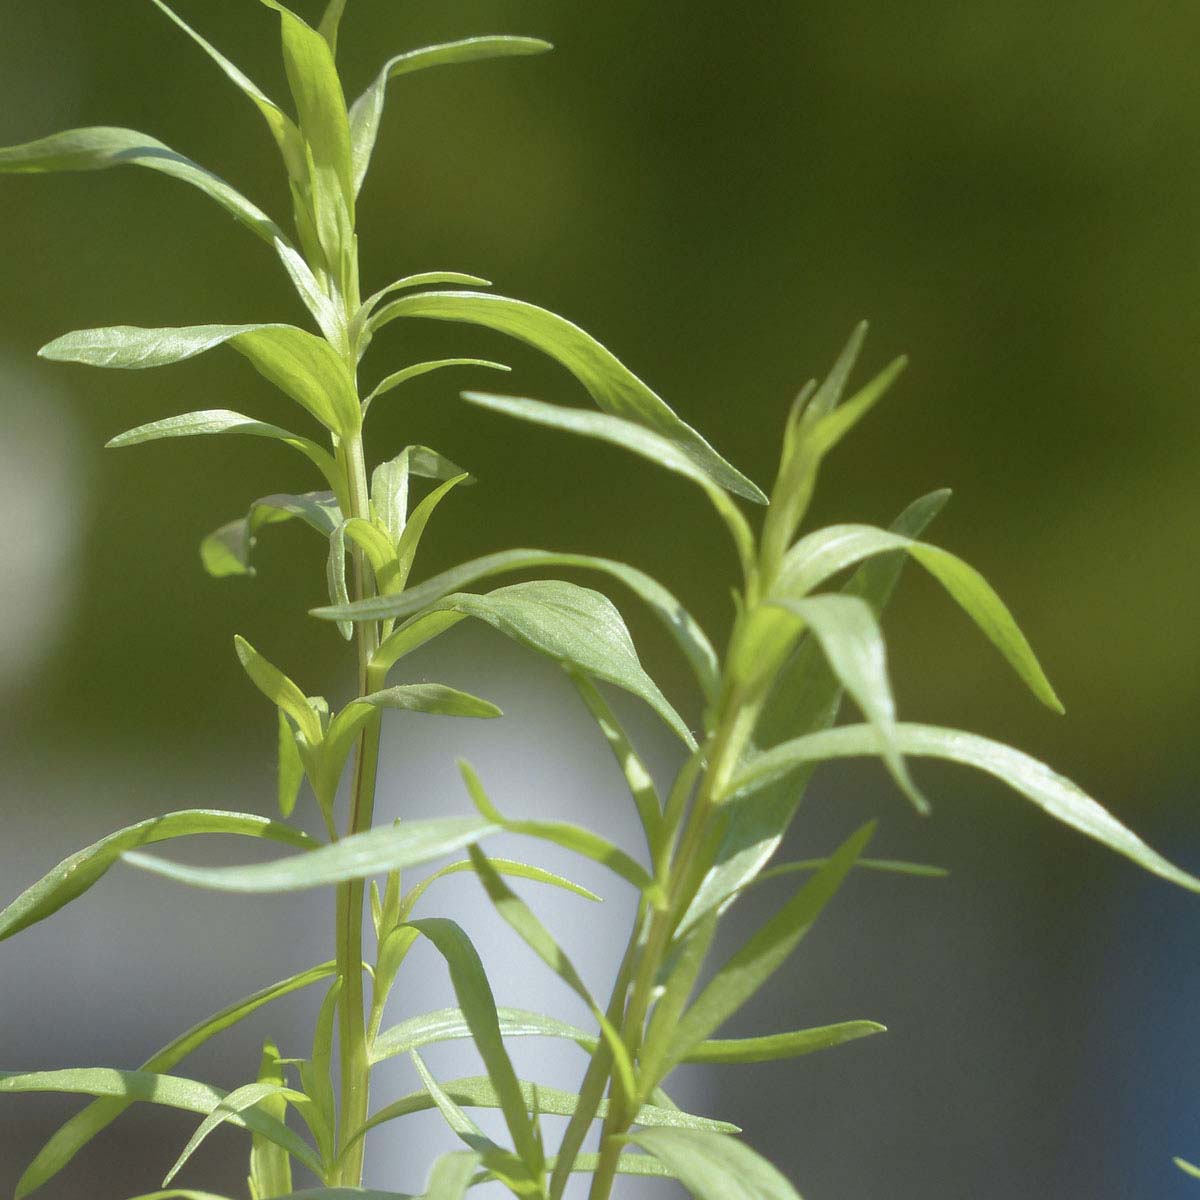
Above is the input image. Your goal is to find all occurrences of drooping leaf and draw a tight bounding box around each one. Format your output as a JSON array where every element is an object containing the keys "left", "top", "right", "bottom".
[
  {"left": 124, "top": 817, "right": 494, "bottom": 893},
  {"left": 402, "top": 918, "right": 542, "bottom": 1171},
  {"left": 372, "top": 1007, "right": 594, "bottom": 1067},
  {"left": 0, "top": 812, "right": 315, "bottom": 945},
  {"left": 41, "top": 324, "right": 361, "bottom": 438},
  {"left": 468, "top": 847, "right": 638, "bottom": 1101},
  {"left": 0, "top": 1070, "right": 321, "bottom": 1177},
  {"left": 372, "top": 581, "right": 694, "bottom": 746},
  {"left": 776, "top": 523, "right": 1062, "bottom": 713},
  {"left": 680, "top": 490, "right": 950, "bottom": 933},
  {"left": 107, "top": 409, "right": 342, "bottom": 494},
  {"left": 460, "top": 761, "right": 658, "bottom": 897},
  {"left": 202, "top": 492, "right": 342, "bottom": 579},
  {"left": 364, "top": 359, "right": 510, "bottom": 411},
  {"left": 732, "top": 724, "right": 1200, "bottom": 894},
  {"left": 348, "top": 40, "right": 553, "bottom": 194},
  {"left": 625, "top": 1129, "right": 802, "bottom": 1200},
  {"left": 664, "top": 824, "right": 874, "bottom": 1070},
  {"left": 346, "top": 548, "right": 718, "bottom": 703},
  {"left": 370, "top": 291, "right": 765, "bottom": 503},
  {"left": 768, "top": 594, "right": 926, "bottom": 814}
]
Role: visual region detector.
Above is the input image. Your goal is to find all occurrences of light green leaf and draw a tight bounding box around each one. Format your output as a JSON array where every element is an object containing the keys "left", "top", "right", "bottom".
[
  {"left": 350, "top": 1076, "right": 737, "bottom": 1149},
  {"left": 298, "top": 980, "right": 340, "bottom": 1164},
  {"left": 248, "top": 1042, "right": 293, "bottom": 1200},
  {"left": 422, "top": 1149, "right": 483, "bottom": 1200},
  {"left": 165, "top": 1080, "right": 303, "bottom": 1187},
  {"left": 565, "top": 669, "right": 663, "bottom": 856},
  {"left": 687, "top": 1021, "right": 884, "bottom": 1064},
  {"left": 41, "top": 324, "right": 361, "bottom": 438},
  {"left": 360, "top": 274, "right": 494, "bottom": 321},
  {"left": 680, "top": 490, "right": 949, "bottom": 934},
  {"left": 126, "top": 1192, "right": 415, "bottom": 1200},
  {"left": 402, "top": 918, "right": 542, "bottom": 1171},
  {"left": 750, "top": 857, "right": 947, "bottom": 885},
  {"left": 393, "top": 474, "right": 471, "bottom": 590},
  {"left": 106, "top": 409, "right": 341, "bottom": 494},
  {"left": 372, "top": 1007, "right": 594, "bottom": 1067},
  {"left": 411, "top": 1051, "right": 502, "bottom": 1154},
  {"left": 1176, "top": 1158, "right": 1200, "bottom": 1179},
  {"left": 348, "top": 548, "right": 719, "bottom": 703},
  {"left": 0, "top": 1070, "right": 321, "bottom": 1177},
  {"left": 202, "top": 491, "right": 342, "bottom": 579},
  {"left": 768, "top": 594, "right": 926, "bottom": 814},
  {"left": 625, "top": 1129, "right": 802, "bottom": 1200},
  {"left": 370, "top": 611, "right": 468, "bottom": 677},
  {"left": 0, "top": 811, "right": 315, "bottom": 945},
  {"left": 364, "top": 359, "right": 509, "bottom": 411},
  {"left": 277, "top": 711, "right": 304, "bottom": 818},
  {"left": 15, "top": 962, "right": 334, "bottom": 1199},
  {"left": 665, "top": 824, "right": 874, "bottom": 1069},
  {"left": 369, "top": 445, "right": 474, "bottom": 545},
  {"left": 370, "top": 581, "right": 694, "bottom": 746},
  {"left": 318, "top": 0, "right": 349, "bottom": 54},
  {"left": 371, "top": 291, "right": 765, "bottom": 503},
  {"left": 123, "top": 817, "right": 496, "bottom": 893},
  {"left": 460, "top": 761, "right": 658, "bottom": 897},
  {"left": 468, "top": 847, "right": 638, "bottom": 1102},
  {"left": 543, "top": 1152, "right": 675, "bottom": 1180},
  {"left": 0, "top": 127, "right": 283, "bottom": 247},
  {"left": 234, "top": 636, "right": 322, "bottom": 745},
  {"left": 776, "top": 523, "right": 1062, "bottom": 713},
  {"left": 733, "top": 723, "right": 1200, "bottom": 893},
  {"left": 348, "top": 39, "right": 553, "bottom": 194}
]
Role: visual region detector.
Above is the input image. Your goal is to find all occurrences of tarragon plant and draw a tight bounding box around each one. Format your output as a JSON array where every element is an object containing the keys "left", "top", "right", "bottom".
[{"left": 2, "top": 4, "right": 1196, "bottom": 1199}]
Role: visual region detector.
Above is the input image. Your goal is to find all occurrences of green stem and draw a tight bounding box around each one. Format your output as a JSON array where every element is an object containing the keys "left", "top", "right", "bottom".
[{"left": 334, "top": 429, "right": 381, "bottom": 1187}]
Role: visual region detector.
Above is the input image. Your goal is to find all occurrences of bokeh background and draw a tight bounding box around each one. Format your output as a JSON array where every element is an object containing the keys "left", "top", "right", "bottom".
[{"left": 2, "top": 1, "right": 1199, "bottom": 1196}]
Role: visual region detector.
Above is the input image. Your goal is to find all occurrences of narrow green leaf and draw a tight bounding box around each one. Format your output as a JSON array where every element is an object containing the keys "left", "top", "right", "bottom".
[
  {"left": 460, "top": 761, "right": 658, "bottom": 896},
  {"left": 565, "top": 669, "right": 663, "bottom": 856},
  {"left": 680, "top": 490, "right": 950, "bottom": 933},
  {"left": 344, "top": 548, "right": 719, "bottom": 704},
  {"left": 807, "top": 320, "right": 868, "bottom": 420},
  {"left": 41, "top": 324, "right": 361, "bottom": 438},
  {"left": 625, "top": 1129, "right": 802, "bottom": 1200},
  {"left": 750, "top": 857, "right": 948, "bottom": 886},
  {"left": 769, "top": 594, "right": 927, "bottom": 814},
  {"left": 423, "top": 1150, "right": 483, "bottom": 1200},
  {"left": 0, "top": 1070, "right": 321, "bottom": 1177},
  {"left": 776, "top": 523, "right": 1062, "bottom": 713},
  {"left": 125, "top": 1192, "right": 414, "bottom": 1200},
  {"left": 0, "top": 127, "right": 283, "bottom": 247},
  {"left": 371, "top": 611, "right": 468, "bottom": 677},
  {"left": 350, "top": 1076, "right": 736, "bottom": 1148},
  {"left": 543, "top": 1152, "right": 674, "bottom": 1180},
  {"left": 360, "top": 274, "right": 494, "bottom": 319},
  {"left": 15, "top": 963, "right": 334, "bottom": 1199},
  {"left": 165, "top": 1080, "right": 302, "bottom": 1187},
  {"left": 733, "top": 724, "right": 1200, "bottom": 894},
  {"left": 317, "top": 0, "right": 349, "bottom": 54},
  {"left": 411, "top": 1051, "right": 502, "bottom": 1153},
  {"left": 202, "top": 492, "right": 342, "bottom": 579},
  {"left": 665, "top": 824, "right": 874, "bottom": 1069},
  {"left": 248, "top": 1042, "right": 293, "bottom": 1200},
  {"left": 371, "top": 291, "right": 765, "bottom": 503},
  {"left": 402, "top": 918, "right": 542, "bottom": 1171},
  {"left": 106, "top": 408, "right": 341, "bottom": 494},
  {"left": 1176, "top": 1158, "right": 1200, "bottom": 1179},
  {"left": 234, "top": 636, "right": 322, "bottom": 744},
  {"left": 364, "top": 359, "right": 510, "bottom": 412},
  {"left": 372, "top": 1007, "right": 594, "bottom": 1067},
  {"left": 689, "top": 1021, "right": 884, "bottom": 1064},
  {"left": 0, "top": 811, "right": 315, "bottom": 945},
  {"left": 300, "top": 980, "right": 341, "bottom": 1164},
  {"left": 349, "top": 39, "right": 553, "bottom": 193},
  {"left": 373, "top": 581, "right": 695, "bottom": 746},
  {"left": 278, "top": 711, "right": 304, "bottom": 818},
  {"left": 369, "top": 445, "right": 474, "bottom": 545},
  {"left": 393, "top": 474, "right": 470, "bottom": 590},
  {"left": 123, "top": 817, "right": 496, "bottom": 893},
  {"left": 468, "top": 846, "right": 638, "bottom": 1102}
]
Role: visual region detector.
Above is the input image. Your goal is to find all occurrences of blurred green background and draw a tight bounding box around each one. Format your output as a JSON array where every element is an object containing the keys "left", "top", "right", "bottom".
[{"left": 1, "top": 2, "right": 1198, "bottom": 1197}]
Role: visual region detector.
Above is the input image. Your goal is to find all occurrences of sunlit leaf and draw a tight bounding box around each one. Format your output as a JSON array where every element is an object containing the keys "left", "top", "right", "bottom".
[
  {"left": 347, "top": 549, "right": 718, "bottom": 703},
  {"left": 14, "top": 962, "right": 334, "bottom": 1199},
  {"left": 776, "top": 523, "right": 1062, "bottom": 713},
  {"left": 0, "top": 811, "right": 315, "bottom": 944},
  {"left": 1176, "top": 1158, "right": 1200, "bottom": 1179},
  {"left": 664, "top": 824, "right": 874, "bottom": 1069},
  {"left": 733, "top": 724, "right": 1200, "bottom": 893},
  {"left": 687, "top": 1021, "right": 884, "bottom": 1064},
  {"left": 202, "top": 491, "right": 342, "bottom": 579},
  {"left": 625, "top": 1129, "right": 802, "bottom": 1200},
  {"left": 364, "top": 359, "right": 509, "bottom": 411},
  {"left": 372, "top": 1007, "right": 593, "bottom": 1067},
  {"left": 277, "top": 711, "right": 304, "bottom": 818},
  {"left": 371, "top": 291, "right": 765, "bottom": 502},
  {"left": 247, "top": 1042, "right": 293, "bottom": 1200},
  {"left": 0, "top": 1070, "right": 321, "bottom": 1177},
  {"left": 124, "top": 817, "right": 496, "bottom": 894},
  {"left": 41, "top": 324, "right": 361, "bottom": 438},
  {"left": 393, "top": 474, "right": 471, "bottom": 589},
  {"left": 349, "top": 40, "right": 553, "bottom": 194},
  {"left": 422, "top": 1149, "right": 483, "bottom": 1200},
  {"left": 234, "top": 635, "right": 322, "bottom": 744},
  {"left": 369, "top": 445, "right": 474, "bottom": 545},
  {"left": 106, "top": 409, "right": 341, "bottom": 495}
]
